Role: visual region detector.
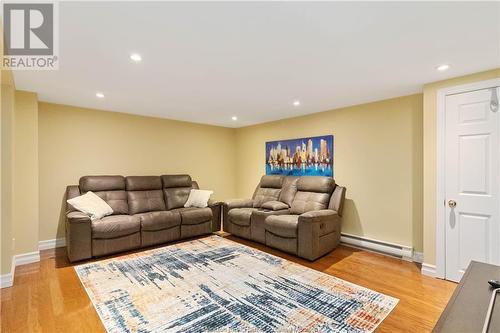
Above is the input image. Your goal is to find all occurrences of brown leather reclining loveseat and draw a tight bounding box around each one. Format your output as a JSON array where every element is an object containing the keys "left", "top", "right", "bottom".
[
  {"left": 65, "top": 174, "right": 220, "bottom": 262},
  {"left": 223, "top": 175, "right": 346, "bottom": 260}
]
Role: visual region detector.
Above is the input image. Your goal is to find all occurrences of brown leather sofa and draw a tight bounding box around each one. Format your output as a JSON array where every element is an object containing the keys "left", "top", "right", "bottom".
[
  {"left": 65, "top": 175, "right": 220, "bottom": 262},
  {"left": 223, "top": 175, "right": 346, "bottom": 260}
]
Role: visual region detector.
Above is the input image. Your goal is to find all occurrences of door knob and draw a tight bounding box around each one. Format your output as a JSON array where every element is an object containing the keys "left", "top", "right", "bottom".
[{"left": 448, "top": 200, "right": 457, "bottom": 208}]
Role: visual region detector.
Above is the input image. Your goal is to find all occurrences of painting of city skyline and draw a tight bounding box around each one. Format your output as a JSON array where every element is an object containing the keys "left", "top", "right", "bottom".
[{"left": 266, "top": 135, "right": 333, "bottom": 177}]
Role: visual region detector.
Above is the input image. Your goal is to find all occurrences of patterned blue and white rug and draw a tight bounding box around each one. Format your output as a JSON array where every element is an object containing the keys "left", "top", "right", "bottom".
[{"left": 75, "top": 236, "right": 398, "bottom": 332}]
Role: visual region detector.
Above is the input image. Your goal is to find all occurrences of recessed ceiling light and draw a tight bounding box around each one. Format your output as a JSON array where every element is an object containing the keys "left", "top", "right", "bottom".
[
  {"left": 293, "top": 100, "right": 300, "bottom": 106},
  {"left": 436, "top": 64, "right": 450, "bottom": 71},
  {"left": 231, "top": 116, "right": 238, "bottom": 121},
  {"left": 130, "top": 53, "right": 142, "bottom": 62},
  {"left": 96, "top": 92, "right": 105, "bottom": 98}
]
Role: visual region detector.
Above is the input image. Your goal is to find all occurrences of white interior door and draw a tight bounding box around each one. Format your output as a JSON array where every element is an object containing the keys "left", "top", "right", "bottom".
[{"left": 445, "top": 87, "right": 500, "bottom": 282}]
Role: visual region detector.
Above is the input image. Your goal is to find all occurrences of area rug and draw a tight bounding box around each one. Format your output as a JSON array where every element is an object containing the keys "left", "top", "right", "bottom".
[{"left": 75, "top": 236, "right": 398, "bottom": 333}]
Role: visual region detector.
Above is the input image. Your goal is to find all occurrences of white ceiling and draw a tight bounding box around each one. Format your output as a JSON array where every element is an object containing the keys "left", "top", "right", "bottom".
[{"left": 13, "top": 1, "right": 500, "bottom": 128}]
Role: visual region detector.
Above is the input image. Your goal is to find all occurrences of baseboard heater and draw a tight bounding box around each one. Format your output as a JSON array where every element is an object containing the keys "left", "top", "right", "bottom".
[{"left": 340, "top": 232, "right": 414, "bottom": 261}]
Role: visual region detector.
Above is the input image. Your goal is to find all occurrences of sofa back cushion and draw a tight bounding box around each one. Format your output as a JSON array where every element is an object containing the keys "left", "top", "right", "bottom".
[
  {"left": 279, "top": 176, "right": 299, "bottom": 207},
  {"left": 161, "top": 174, "right": 193, "bottom": 210},
  {"left": 290, "top": 176, "right": 335, "bottom": 214},
  {"left": 79, "top": 176, "right": 128, "bottom": 215},
  {"left": 126, "top": 176, "right": 166, "bottom": 215},
  {"left": 252, "top": 175, "right": 283, "bottom": 208}
]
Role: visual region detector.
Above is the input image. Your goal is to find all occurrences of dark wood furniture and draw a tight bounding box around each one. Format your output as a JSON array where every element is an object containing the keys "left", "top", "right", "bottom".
[{"left": 433, "top": 261, "right": 500, "bottom": 332}]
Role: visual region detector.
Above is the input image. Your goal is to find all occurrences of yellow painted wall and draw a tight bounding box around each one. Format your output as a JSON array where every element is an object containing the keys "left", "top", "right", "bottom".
[
  {"left": 38, "top": 103, "right": 237, "bottom": 240},
  {"left": 1, "top": 73, "right": 15, "bottom": 275},
  {"left": 422, "top": 68, "right": 500, "bottom": 265},
  {"left": 235, "top": 94, "right": 423, "bottom": 251},
  {"left": 1, "top": 85, "right": 39, "bottom": 275},
  {"left": 3, "top": 67, "right": 499, "bottom": 276},
  {"left": 13, "top": 91, "right": 39, "bottom": 255}
]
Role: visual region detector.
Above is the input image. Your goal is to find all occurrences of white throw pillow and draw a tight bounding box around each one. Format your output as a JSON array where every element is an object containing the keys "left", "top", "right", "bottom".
[
  {"left": 67, "top": 191, "right": 113, "bottom": 221},
  {"left": 184, "top": 189, "right": 214, "bottom": 208}
]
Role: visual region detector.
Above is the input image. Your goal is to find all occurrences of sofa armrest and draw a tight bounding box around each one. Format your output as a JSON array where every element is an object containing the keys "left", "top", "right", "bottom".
[
  {"left": 299, "top": 209, "right": 338, "bottom": 222},
  {"left": 65, "top": 211, "right": 92, "bottom": 262},
  {"left": 223, "top": 198, "right": 254, "bottom": 210},
  {"left": 329, "top": 185, "right": 346, "bottom": 216},
  {"left": 67, "top": 211, "right": 91, "bottom": 224},
  {"left": 66, "top": 185, "right": 81, "bottom": 213},
  {"left": 260, "top": 200, "right": 289, "bottom": 211},
  {"left": 297, "top": 210, "right": 341, "bottom": 261},
  {"left": 222, "top": 199, "right": 254, "bottom": 233},
  {"left": 208, "top": 198, "right": 220, "bottom": 207},
  {"left": 208, "top": 201, "right": 222, "bottom": 232}
]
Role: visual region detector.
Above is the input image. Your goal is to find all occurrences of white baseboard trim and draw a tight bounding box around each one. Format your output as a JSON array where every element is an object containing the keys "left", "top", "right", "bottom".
[
  {"left": 1, "top": 250, "right": 41, "bottom": 289},
  {"left": 13, "top": 251, "right": 40, "bottom": 267},
  {"left": 1, "top": 238, "right": 67, "bottom": 289},
  {"left": 2, "top": 257, "right": 16, "bottom": 288},
  {"left": 340, "top": 233, "right": 414, "bottom": 261},
  {"left": 421, "top": 263, "right": 437, "bottom": 277},
  {"left": 38, "top": 237, "right": 66, "bottom": 251},
  {"left": 0, "top": 273, "right": 13, "bottom": 288}
]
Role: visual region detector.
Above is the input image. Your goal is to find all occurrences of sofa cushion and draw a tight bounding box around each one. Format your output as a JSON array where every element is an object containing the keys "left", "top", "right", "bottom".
[
  {"left": 128, "top": 190, "right": 166, "bottom": 215},
  {"left": 179, "top": 207, "right": 212, "bottom": 225},
  {"left": 251, "top": 175, "right": 284, "bottom": 208},
  {"left": 290, "top": 176, "right": 335, "bottom": 215},
  {"left": 161, "top": 175, "right": 192, "bottom": 188},
  {"left": 296, "top": 176, "right": 335, "bottom": 193},
  {"left": 253, "top": 188, "right": 281, "bottom": 208},
  {"left": 80, "top": 176, "right": 129, "bottom": 215},
  {"left": 91, "top": 215, "right": 140, "bottom": 239},
  {"left": 125, "top": 176, "right": 166, "bottom": 214},
  {"left": 170, "top": 207, "right": 196, "bottom": 213},
  {"left": 259, "top": 175, "right": 283, "bottom": 188},
  {"left": 164, "top": 188, "right": 191, "bottom": 210},
  {"left": 161, "top": 175, "right": 193, "bottom": 210},
  {"left": 80, "top": 175, "right": 125, "bottom": 192},
  {"left": 136, "top": 211, "right": 181, "bottom": 231},
  {"left": 94, "top": 190, "right": 129, "bottom": 215},
  {"left": 265, "top": 215, "right": 299, "bottom": 238},
  {"left": 228, "top": 208, "right": 257, "bottom": 227},
  {"left": 126, "top": 176, "right": 162, "bottom": 191},
  {"left": 290, "top": 192, "right": 331, "bottom": 215},
  {"left": 279, "top": 176, "right": 299, "bottom": 207}
]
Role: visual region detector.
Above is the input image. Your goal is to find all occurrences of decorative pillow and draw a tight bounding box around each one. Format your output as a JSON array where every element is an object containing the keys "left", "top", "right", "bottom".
[
  {"left": 184, "top": 189, "right": 213, "bottom": 208},
  {"left": 67, "top": 191, "right": 113, "bottom": 221}
]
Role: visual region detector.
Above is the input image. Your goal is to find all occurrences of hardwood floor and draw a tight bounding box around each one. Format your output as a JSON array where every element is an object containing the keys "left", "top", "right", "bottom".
[{"left": 0, "top": 235, "right": 456, "bottom": 332}]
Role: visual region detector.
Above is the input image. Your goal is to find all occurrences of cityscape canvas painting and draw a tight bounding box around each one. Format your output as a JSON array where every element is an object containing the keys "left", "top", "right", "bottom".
[{"left": 266, "top": 135, "right": 333, "bottom": 177}]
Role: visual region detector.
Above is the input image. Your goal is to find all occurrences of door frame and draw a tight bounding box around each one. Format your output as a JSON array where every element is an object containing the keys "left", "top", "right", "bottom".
[{"left": 436, "top": 78, "right": 500, "bottom": 279}]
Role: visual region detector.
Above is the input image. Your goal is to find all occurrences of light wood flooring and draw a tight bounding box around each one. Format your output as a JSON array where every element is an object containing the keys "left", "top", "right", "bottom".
[{"left": 0, "top": 235, "right": 456, "bottom": 332}]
